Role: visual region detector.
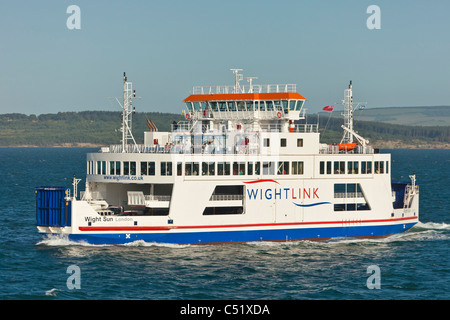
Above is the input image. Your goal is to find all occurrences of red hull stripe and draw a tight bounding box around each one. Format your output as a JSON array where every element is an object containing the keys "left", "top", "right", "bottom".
[
  {"left": 78, "top": 216, "right": 417, "bottom": 232},
  {"left": 243, "top": 179, "right": 279, "bottom": 184}
]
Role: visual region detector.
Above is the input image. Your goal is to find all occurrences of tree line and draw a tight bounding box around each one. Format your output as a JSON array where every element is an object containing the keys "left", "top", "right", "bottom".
[{"left": 0, "top": 111, "right": 448, "bottom": 146}]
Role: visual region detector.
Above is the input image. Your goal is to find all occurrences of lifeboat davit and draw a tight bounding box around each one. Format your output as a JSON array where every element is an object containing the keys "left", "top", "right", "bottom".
[{"left": 337, "top": 142, "right": 358, "bottom": 151}]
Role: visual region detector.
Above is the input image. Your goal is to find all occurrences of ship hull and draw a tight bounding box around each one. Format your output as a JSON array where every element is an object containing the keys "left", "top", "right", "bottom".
[{"left": 40, "top": 218, "right": 418, "bottom": 245}]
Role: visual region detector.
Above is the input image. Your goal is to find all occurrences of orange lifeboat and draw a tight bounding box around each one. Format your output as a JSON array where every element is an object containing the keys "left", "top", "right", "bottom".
[{"left": 337, "top": 142, "right": 358, "bottom": 151}]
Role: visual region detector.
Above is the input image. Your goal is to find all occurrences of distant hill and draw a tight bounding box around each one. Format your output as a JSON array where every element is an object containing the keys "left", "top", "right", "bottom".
[
  {"left": 325, "top": 106, "right": 450, "bottom": 126},
  {"left": 0, "top": 109, "right": 449, "bottom": 148},
  {"left": 0, "top": 111, "right": 184, "bottom": 147}
]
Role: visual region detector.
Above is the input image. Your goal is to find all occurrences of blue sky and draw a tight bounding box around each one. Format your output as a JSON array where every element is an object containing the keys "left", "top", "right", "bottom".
[{"left": 1, "top": 0, "right": 449, "bottom": 115}]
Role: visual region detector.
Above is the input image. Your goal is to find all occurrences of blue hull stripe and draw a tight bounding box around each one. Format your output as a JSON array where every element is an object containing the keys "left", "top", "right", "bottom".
[{"left": 57, "top": 222, "right": 418, "bottom": 245}]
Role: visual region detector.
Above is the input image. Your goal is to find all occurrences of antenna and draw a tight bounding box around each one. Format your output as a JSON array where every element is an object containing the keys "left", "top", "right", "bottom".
[
  {"left": 230, "top": 68, "right": 243, "bottom": 93},
  {"left": 244, "top": 76, "right": 258, "bottom": 93}
]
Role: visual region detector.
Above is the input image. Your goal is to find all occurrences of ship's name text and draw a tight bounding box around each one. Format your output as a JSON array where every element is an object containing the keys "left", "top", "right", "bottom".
[{"left": 247, "top": 187, "right": 319, "bottom": 200}]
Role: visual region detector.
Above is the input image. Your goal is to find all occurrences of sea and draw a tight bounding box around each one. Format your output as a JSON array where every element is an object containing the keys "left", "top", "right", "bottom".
[{"left": 0, "top": 148, "right": 448, "bottom": 303}]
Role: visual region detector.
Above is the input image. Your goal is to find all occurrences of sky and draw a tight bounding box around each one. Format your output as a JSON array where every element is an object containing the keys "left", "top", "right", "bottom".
[{"left": 0, "top": 0, "right": 449, "bottom": 115}]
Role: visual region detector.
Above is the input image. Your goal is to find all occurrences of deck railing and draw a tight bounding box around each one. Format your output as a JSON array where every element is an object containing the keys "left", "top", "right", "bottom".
[{"left": 192, "top": 84, "right": 297, "bottom": 95}]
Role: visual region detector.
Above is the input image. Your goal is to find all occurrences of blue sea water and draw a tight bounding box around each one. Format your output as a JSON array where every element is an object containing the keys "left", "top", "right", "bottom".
[{"left": 0, "top": 148, "right": 448, "bottom": 300}]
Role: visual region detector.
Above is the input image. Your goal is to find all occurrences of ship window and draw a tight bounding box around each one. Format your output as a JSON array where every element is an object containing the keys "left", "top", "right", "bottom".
[
  {"left": 217, "top": 162, "right": 230, "bottom": 175},
  {"left": 237, "top": 101, "right": 245, "bottom": 111},
  {"left": 177, "top": 162, "right": 182, "bottom": 176},
  {"left": 327, "top": 161, "right": 331, "bottom": 174},
  {"left": 140, "top": 161, "right": 147, "bottom": 175},
  {"left": 297, "top": 138, "right": 303, "bottom": 147},
  {"left": 274, "top": 100, "right": 282, "bottom": 111},
  {"left": 361, "top": 161, "right": 372, "bottom": 174},
  {"left": 228, "top": 101, "right": 237, "bottom": 111},
  {"left": 255, "top": 162, "right": 261, "bottom": 175},
  {"left": 148, "top": 162, "right": 155, "bottom": 175},
  {"left": 247, "top": 102, "right": 254, "bottom": 111},
  {"left": 375, "top": 161, "right": 384, "bottom": 174},
  {"left": 357, "top": 203, "right": 370, "bottom": 210},
  {"left": 185, "top": 102, "right": 193, "bottom": 112},
  {"left": 348, "top": 161, "right": 359, "bottom": 174},
  {"left": 123, "top": 161, "right": 129, "bottom": 175},
  {"left": 386, "top": 161, "right": 389, "bottom": 174},
  {"left": 130, "top": 162, "right": 136, "bottom": 175},
  {"left": 280, "top": 138, "right": 287, "bottom": 147},
  {"left": 161, "top": 162, "right": 172, "bottom": 176},
  {"left": 247, "top": 162, "right": 253, "bottom": 175},
  {"left": 263, "top": 138, "right": 270, "bottom": 147},
  {"left": 193, "top": 102, "right": 201, "bottom": 111},
  {"left": 282, "top": 100, "right": 288, "bottom": 111},
  {"left": 259, "top": 101, "right": 265, "bottom": 111},
  {"left": 334, "top": 161, "right": 345, "bottom": 174},
  {"left": 289, "top": 100, "right": 296, "bottom": 111},
  {"left": 185, "top": 162, "right": 199, "bottom": 176},
  {"left": 233, "top": 162, "right": 245, "bottom": 175},
  {"left": 193, "top": 163, "right": 199, "bottom": 175},
  {"left": 263, "top": 162, "right": 275, "bottom": 175},
  {"left": 296, "top": 100, "right": 304, "bottom": 111},
  {"left": 202, "top": 206, "right": 244, "bottom": 215},
  {"left": 202, "top": 162, "right": 215, "bottom": 176},
  {"left": 266, "top": 101, "right": 274, "bottom": 111},
  {"left": 320, "top": 161, "right": 324, "bottom": 174},
  {"left": 218, "top": 102, "right": 227, "bottom": 111},
  {"left": 277, "top": 161, "right": 289, "bottom": 175},
  {"left": 209, "top": 102, "right": 218, "bottom": 111},
  {"left": 292, "top": 161, "right": 304, "bottom": 175}
]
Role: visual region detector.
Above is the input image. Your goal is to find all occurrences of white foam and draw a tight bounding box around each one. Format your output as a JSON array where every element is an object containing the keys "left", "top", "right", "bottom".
[
  {"left": 121, "top": 240, "right": 192, "bottom": 248},
  {"left": 415, "top": 221, "right": 450, "bottom": 230},
  {"left": 45, "top": 288, "right": 61, "bottom": 296}
]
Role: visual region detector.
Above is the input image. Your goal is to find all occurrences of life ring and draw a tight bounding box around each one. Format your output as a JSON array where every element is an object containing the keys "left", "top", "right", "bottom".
[
  {"left": 185, "top": 113, "right": 191, "bottom": 120},
  {"left": 277, "top": 112, "right": 282, "bottom": 118}
]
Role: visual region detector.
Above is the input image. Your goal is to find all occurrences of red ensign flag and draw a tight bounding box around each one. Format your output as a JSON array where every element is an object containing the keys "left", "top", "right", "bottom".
[{"left": 322, "top": 106, "right": 334, "bottom": 111}]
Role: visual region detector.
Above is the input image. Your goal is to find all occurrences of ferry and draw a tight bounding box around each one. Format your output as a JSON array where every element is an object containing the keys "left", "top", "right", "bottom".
[{"left": 36, "top": 70, "right": 419, "bottom": 244}]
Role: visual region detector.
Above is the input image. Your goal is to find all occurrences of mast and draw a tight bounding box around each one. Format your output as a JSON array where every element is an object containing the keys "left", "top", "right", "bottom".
[
  {"left": 116, "top": 72, "right": 138, "bottom": 152},
  {"left": 341, "top": 80, "right": 354, "bottom": 144}
]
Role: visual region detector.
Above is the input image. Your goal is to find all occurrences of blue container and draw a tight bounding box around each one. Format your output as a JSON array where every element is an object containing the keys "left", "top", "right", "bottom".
[{"left": 36, "top": 187, "right": 71, "bottom": 227}]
